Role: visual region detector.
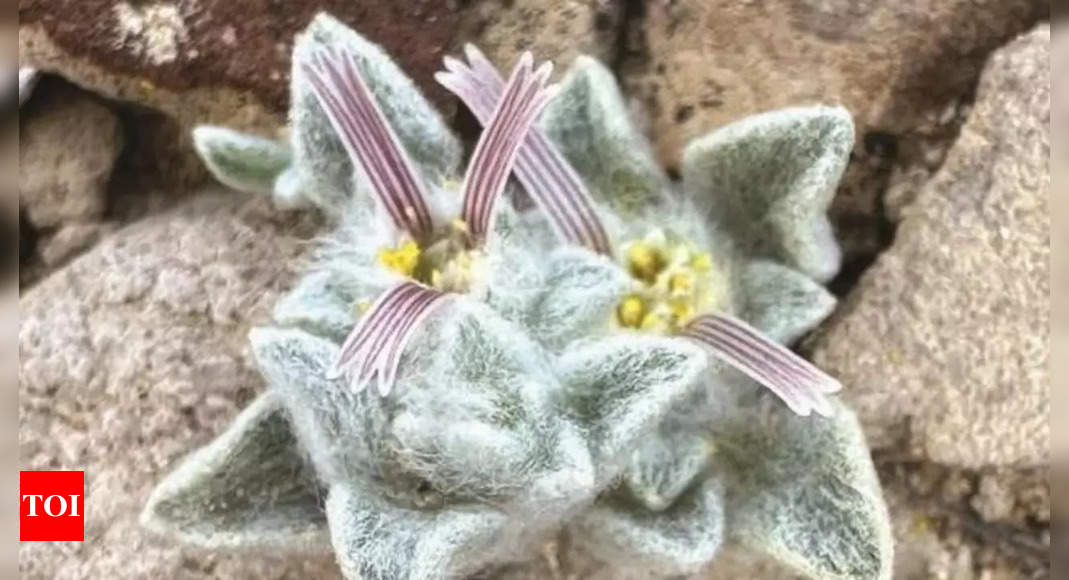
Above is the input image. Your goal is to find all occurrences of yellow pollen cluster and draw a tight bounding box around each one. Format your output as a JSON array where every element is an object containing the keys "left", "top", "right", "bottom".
[
  {"left": 615, "top": 231, "right": 717, "bottom": 333},
  {"left": 376, "top": 219, "right": 479, "bottom": 293},
  {"left": 617, "top": 295, "right": 646, "bottom": 327},
  {"left": 378, "top": 240, "right": 421, "bottom": 278}
]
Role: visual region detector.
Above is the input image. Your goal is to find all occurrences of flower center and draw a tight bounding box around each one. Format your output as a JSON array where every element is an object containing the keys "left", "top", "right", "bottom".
[
  {"left": 614, "top": 230, "right": 719, "bottom": 333},
  {"left": 377, "top": 219, "right": 483, "bottom": 293}
]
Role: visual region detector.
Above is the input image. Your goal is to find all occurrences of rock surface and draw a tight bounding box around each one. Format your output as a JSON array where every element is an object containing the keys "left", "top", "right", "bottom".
[
  {"left": 455, "top": 0, "right": 623, "bottom": 77},
  {"left": 621, "top": 0, "right": 1047, "bottom": 170},
  {"left": 19, "top": 1, "right": 462, "bottom": 128},
  {"left": 811, "top": 24, "right": 1050, "bottom": 468},
  {"left": 619, "top": 0, "right": 1046, "bottom": 273},
  {"left": 19, "top": 81, "right": 123, "bottom": 228},
  {"left": 37, "top": 222, "right": 114, "bottom": 267},
  {"left": 18, "top": 192, "right": 334, "bottom": 579}
]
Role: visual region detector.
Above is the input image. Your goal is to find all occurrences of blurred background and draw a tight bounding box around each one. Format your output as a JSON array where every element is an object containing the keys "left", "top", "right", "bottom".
[{"left": 11, "top": 1, "right": 1058, "bottom": 579}]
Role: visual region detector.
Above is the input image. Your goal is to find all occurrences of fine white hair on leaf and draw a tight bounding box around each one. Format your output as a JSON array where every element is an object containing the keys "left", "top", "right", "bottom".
[
  {"left": 715, "top": 400, "right": 894, "bottom": 580},
  {"left": 538, "top": 54, "right": 672, "bottom": 218},
  {"left": 381, "top": 298, "right": 595, "bottom": 510},
  {"left": 326, "top": 481, "right": 511, "bottom": 580},
  {"left": 568, "top": 478, "right": 725, "bottom": 576},
  {"left": 140, "top": 393, "right": 329, "bottom": 553},
  {"left": 191, "top": 125, "right": 293, "bottom": 196},
  {"left": 556, "top": 334, "right": 708, "bottom": 485},
  {"left": 739, "top": 259, "right": 838, "bottom": 346},
  {"left": 623, "top": 429, "right": 717, "bottom": 512},
  {"left": 680, "top": 106, "right": 853, "bottom": 283}
]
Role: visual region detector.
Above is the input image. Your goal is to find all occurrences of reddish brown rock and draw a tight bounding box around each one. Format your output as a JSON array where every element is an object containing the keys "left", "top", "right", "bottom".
[{"left": 20, "top": 0, "right": 462, "bottom": 114}]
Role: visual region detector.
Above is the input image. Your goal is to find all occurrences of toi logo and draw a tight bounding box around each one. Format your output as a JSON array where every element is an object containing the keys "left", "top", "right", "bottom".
[{"left": 20, "top": 471, "right": 84, "bottom": 541}]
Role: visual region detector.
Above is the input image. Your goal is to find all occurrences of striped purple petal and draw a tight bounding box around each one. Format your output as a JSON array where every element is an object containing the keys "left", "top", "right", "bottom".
[
  {"left": 680, "top": 314, "right": 841, "bottom": 417},
  {"left": 455, "top": 52, "right": 556, "bottom": 242},
  {"left": 436, "top": 45, "right": 611, "bottom": 254},
  {"left": 329, "top": 281, "right": 450, "bottom": 396},
  {"left": 303, "top": 47, "right": 434, "bottom": 239}
]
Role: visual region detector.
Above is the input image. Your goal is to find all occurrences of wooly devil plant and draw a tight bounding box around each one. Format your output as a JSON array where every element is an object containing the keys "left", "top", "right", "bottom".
[{"left": 142, "top": 12, "right": 892, "bottom": 580}]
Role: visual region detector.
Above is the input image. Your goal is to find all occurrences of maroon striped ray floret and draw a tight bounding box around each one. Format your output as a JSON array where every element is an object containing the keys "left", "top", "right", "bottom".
[
  {"left": 436, "top": 45, "right": 612, "bottom": 254},
  {"left": 305, "top": 46, "right": 556, "bottom": 395},
  {"left": 680, "top": 314, "right": 841, "bottom": 416}
]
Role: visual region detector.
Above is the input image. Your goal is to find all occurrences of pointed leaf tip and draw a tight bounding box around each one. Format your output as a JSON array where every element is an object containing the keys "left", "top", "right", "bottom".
[{"left": 191, "top": 126, "right": 292, "bottom": 195}]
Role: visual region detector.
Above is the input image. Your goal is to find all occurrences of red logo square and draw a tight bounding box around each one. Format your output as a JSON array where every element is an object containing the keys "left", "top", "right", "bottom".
[{"left": 20, "top": 471, "right": 84, "bottom": 541}]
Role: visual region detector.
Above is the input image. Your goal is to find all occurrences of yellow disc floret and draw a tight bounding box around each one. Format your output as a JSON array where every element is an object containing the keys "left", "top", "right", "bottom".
[
  {"left": 378, "top": 240, "right": 422, "bottom": 278},
  {"left": 614, "top": 229, "right": 725, "bottom": 333},
  {"left": 626, "top": 242, "right": 665, "bottom": 283},
  {"left": 617, "top": 295, "right": 647, "bottom": 328},
  {"left": 376, "top": 220, "right": 482, "bottom": 294}
]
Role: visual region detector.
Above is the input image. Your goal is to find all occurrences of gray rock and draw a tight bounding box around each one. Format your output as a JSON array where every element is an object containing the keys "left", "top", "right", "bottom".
[
  {"left": 455, "top": 0, "right": 623, "bottom": 78},
  {"left": 18, "top": 192, "right": 336, "bottom": 579},
  {"left": 19, "top": 83, "right": 123, "bottom": 228},
  {"left": 37, "top": 222, "right": 113, "bottom": 267},
  {"left": 812, "top": 25, "right": 1050, "bottom": 468}
]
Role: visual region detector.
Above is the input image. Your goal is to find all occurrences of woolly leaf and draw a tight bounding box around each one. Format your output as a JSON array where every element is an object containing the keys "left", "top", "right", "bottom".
[
  {"left": 249, "top": 326, "right": 389, "bottom": 488},
  {"left": 484, "top": 206, "right": 630, "bottom": 351},
  {"left": 557, "top": 335, "right": 708, "bottom": 481},
  {"left": 140, "top": 393, "right": 328, "bottom": 551},
  {"left": 290, "top": 13, "right": 462, "bottom": 214},
  {"left": 483, "top": 201, "right": 629, "bottom": 351},
  {"left": 569, "top": 478, "right": 725, "bottom": 576},
  {"left": 192, "top": 126, "right": 292, "bottom": 195},
  {"left": 272, "top": 270, "right": 360, "bottom": 343},
  {"left": 525, "top": 249, "right": 631, "bottom": 351},
  {"left": 386, "top": 299, "right": 594, "bottom": 508},
  {"left": 624, "top": 428, "right": 717, "bottom": 512},
  {"left": 326, "top": 481, "right": 509, "bottom": 580},
  {"left": 271, "top": 167, "right": 310, "bottom": 209},
  {"left": 717, "top": 399, "right": 893, "bottom": 580},
  {"left": 682, "top": 106, "right": 854, "bottom": 282},
  {"left": 481, "top": 202, "right": 560, "bottom": 326},
  {"left": 740, "top": 260, "right": 837, "bottom": 345},
  {"left": 540, "top": 57, "right": 669, "bottom": 216}
]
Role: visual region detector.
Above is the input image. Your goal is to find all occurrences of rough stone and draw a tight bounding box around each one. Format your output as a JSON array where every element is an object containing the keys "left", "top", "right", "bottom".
[
  {"left": 455, "top": 0, "right": 623, "bottom": 77},
  {"left": 621, "top": 0, "right": 1047, "bottom": 170},
  {"left": 19, "top": 1, "right": 463, "bottom": 125},
  {"left": 619, "top": 0, "right": 1047, "bottom": 271},
  {"left": 811, "top": 25, "right": 1051, "bottom": 468},
  {"left": 19, "top": 81, "right": 123, "bottom": 228},
  {"left": 37, "top": 222, "right": 113, "bottom": 267},
  {"left": 18, "top": 192, "right": 334, "bottom": 579}
]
